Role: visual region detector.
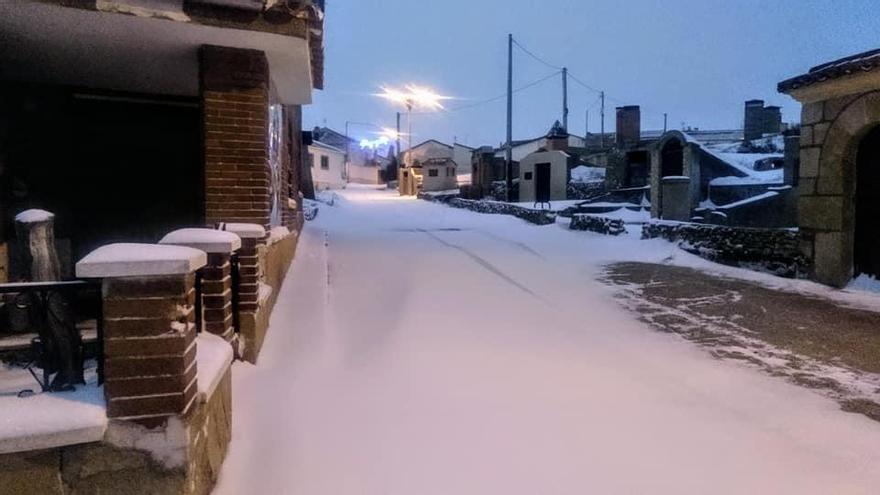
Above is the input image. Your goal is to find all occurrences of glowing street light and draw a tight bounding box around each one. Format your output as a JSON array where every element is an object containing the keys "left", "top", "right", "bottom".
[{"left": 375, "top": 84, "right": 450, "bottom": 165}]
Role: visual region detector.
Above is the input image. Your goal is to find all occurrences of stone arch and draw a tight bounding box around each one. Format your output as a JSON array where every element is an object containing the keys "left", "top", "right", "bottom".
[
  {"left": 813, "top": 90, "right": 880, "bottom": 284},
  {"left": 660, "top": 138, "right": 684, "bottom": 177}
]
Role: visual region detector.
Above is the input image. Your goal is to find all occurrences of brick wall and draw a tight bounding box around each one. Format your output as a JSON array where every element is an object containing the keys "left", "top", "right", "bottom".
[
  {"left": 200, "top": 45, "right": 271, "bottom": 229},
  {"left": 103, "top": 274, "right": 198, "bottom": 425}
]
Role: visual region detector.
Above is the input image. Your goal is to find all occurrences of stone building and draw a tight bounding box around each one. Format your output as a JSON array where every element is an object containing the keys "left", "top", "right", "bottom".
[
  {"left": 0, "top": 1, "right": 325, "bottom": 493},
  {"left": 779, "top": 47, "right": 880, "bottom": 286}
]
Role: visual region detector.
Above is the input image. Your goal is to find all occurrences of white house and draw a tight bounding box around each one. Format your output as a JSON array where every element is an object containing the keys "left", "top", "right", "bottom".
[
  {"left": 308, "top": 140, "right": 346, "bottom": 190},
  {"left": 399, "top": 139, "right": 473, "bottom": 195}
]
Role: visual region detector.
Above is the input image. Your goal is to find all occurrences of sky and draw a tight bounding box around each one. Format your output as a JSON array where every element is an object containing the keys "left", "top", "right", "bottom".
[{"left": 304, "top": 0, "right": 880, "bottom": 149}]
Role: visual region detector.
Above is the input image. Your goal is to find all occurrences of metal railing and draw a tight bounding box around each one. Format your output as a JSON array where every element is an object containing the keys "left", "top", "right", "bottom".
[{"left": 0, "top": 280, "right": 103, "bottom": 394}]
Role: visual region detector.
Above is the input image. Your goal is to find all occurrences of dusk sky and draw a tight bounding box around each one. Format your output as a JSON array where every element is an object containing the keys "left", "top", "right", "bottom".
[{"left": 304, "top": 0, "right": 880, "bottom": 149}]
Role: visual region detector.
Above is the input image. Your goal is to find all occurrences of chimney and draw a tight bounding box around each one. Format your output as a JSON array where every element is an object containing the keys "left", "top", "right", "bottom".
[
  {"left": 763, "top": 105, "right": 782, "bottom": 135},
  {"left": 744, "top": 99, "right": 765, "bottom": 141},
  {"left": 615, "top": 105, "right": 641, "bottom": 148},
  {"left": 545, "top": 120, "right": 569, "bottom": 151}
]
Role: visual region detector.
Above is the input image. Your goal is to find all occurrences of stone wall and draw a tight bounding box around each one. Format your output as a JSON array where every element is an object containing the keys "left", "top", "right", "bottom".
[
  {"left": 240, "top": 231, "right": 298, "bottom": 363},
  {"left": 446, "top": 198, "right": 556, "bottom": 225},
  {"left": 0, "top": 369, "right": 233, "bottom": 495},
  {"left": 567, "top": 181, "right": 606, "bottom": 200},
  {"left": 569, "top": 214, "right": 627, "bottom": 236},
  {"left": 642, "top": 221, "right": 809, "bottom": 278}
]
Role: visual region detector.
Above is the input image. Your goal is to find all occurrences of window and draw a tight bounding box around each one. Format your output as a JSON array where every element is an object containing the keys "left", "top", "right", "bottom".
[
  {"left": 524, "top": 172, "right": 533, "bottom": 180},
  {"left": 320, "top": 155, "right": 330, "bottom": 170},
  {"left": 428, "top": 169, "right": 439, "bottom": 177},
  {"left": 309, "top": 153, "right": 315, "bottom": 168}
]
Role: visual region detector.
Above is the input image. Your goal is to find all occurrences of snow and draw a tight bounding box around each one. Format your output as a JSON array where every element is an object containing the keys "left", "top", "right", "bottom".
[
  {"left": 716, "top": 191, "right": 779, "bottom": 209},
  {"left": 221, "top": 223, "right": 266, "bottom": 239},
  {"left": 159, "top": 228, "right": 241, "bottom": 254},
  {"left": 848, "top": 274, "right": 880, "bottom": 294},
  {"left": 15, "top": 209, "right": 54, "bottom": 224},
  {"left": 0, "top": 364, "right": 106, "bottom": 454},
  {"left": 196, "top": 333, "right": 233, "bottom": 402},
  {"left": 594, "top": 207, "right": 651, "bottom": 223},
  {"left": 570, "top": 165, "right": 605, "bottom": 183},
  {"left": 75, "top": 243, "right": 207, "bottom": 278},
  {"left": 710, "top": 170, "right": 783, "bottom": 186},
  {"left": 268, "top": 226, "right": 291, "bottom": 245},
  {"left": 215, "top": 186, "right": 880, "bottom": 494}
]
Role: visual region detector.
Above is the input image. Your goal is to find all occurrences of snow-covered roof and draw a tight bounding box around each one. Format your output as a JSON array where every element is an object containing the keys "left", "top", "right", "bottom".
[
  {"left": 570, "top": 166, "right": 605, "bottom": 183},
  {"left": 310, "top": 140, "right": 346, "bottom": 154},
  {"left": 779, "top": 47, "right": 880, "bottom": 93}
]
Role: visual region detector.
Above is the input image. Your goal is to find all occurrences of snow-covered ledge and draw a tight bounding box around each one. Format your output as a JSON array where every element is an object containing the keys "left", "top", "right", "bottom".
[
  {"left": 76, "top": 243, "right": 207, "bottom": 278},
  {"left": 196, "top": 333, "right": 234, "bottom": 403},
  {"left": 219, "top": 223, "right": 266, "bottom": 240},
  {"left": 159, "top": 228, "right": 241, "bottom": 254}
]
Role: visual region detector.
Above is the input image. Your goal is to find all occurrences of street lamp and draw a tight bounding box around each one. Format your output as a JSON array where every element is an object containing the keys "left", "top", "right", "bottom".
[{"left": 376, "top": 84, "right": 449, "bottom": 166}]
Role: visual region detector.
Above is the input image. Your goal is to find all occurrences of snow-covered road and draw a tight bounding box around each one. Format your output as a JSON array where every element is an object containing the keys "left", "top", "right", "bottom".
[{"left": 215, "top": 186, "right": 880, "bottom": 494}]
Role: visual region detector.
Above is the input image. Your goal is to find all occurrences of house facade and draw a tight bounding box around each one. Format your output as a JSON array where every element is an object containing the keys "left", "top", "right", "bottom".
[
  {"left": 779, "top": 47, "right": 880, "bottom": 287},
  {"left": 309, "top": 140, "right": 347, "bottom": 190},
  {"left": 0, "top": 1, "right": 325, "bottom": 492},
  {"left": 399, "top": 140, "right": 470, "bottom": 195}
]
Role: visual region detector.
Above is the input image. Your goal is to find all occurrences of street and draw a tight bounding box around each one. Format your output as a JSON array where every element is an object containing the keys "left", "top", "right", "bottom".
[{"left": 215, "top": 186, "right": 880, "bottom": 494}]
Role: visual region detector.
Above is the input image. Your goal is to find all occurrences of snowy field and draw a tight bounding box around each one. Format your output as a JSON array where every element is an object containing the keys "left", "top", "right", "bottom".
[{"left": 214, "top": 185, "right": 880, "bottom": 495}]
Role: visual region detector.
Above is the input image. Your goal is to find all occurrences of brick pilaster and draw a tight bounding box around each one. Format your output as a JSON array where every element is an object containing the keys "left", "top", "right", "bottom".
[
  {"left": 236, "top": 237, "right": 263, "bottom": 313},
  {"left": 200, "top": 45, "right": 272, "bottom": 229},
  {"left": 202, "top": 253, "right": 235, "bottom": 341},
  {"left": 103, "top": 274, "right": 198, "bottom": 422}
]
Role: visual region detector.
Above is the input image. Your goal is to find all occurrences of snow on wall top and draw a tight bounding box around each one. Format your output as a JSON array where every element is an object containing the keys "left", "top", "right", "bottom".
[
  {"left": 196, "top": 333, "right": 233, "bottom": 403},
  {"left": 570, "top": 166, "right": 606, "bottom": 183},
  {"left": 15, "top": 209, "right": 54, "bottom": 224},
  {"left": 221, "top": 223, "right": 267, "bottom": 239},
  {"left": 159, "top": 228, "right": 242, "bottom": 254},
  {"left": 0, "top": 368, "right": 106, "bottom": 454},
  {"left": 76, "top": 243, "right": 207, "bottom": 278}
]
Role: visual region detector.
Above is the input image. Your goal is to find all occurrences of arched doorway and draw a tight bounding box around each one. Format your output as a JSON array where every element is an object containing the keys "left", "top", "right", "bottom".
[
  {"left": 854, "top": 126, "right": 880, "bottom": 279},
  {"left": 661, "top": 139, "right": 684, "bottom": 177}
]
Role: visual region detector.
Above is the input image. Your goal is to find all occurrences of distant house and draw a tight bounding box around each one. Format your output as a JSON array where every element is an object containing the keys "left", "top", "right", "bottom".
[
  {"left": 399, "top": 139, "right": 472, "bottom": 195},
  {"left": 308, "top": 140, "right": 346, "bottom": 190},
  {"left": 470, "top": 124, "right": 587, "bottom": 199},
  {"left": 517, "top": 122, "right": 572, "bottom": 203}
]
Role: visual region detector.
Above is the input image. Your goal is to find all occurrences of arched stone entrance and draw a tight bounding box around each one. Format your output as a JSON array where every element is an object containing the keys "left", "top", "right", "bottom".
[
  {"left": 661, "top": 139, "right": 684, "bottom": 177},
  {"left": 855, "top": 125, "right": 880, "bottom": 279}
]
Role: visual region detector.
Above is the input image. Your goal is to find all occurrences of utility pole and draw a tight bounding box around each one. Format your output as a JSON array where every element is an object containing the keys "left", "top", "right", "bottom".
[
  {"left": 506, "top": 33, "right": 513, "bottom": 202},
  {"left": 562, "top": 67, "right": 569, "bottom": 132},
  {"left": 600, "top": 91, "right": 605, "bottom": 148},
  {"left": 396, "top": 112, "right": 401, "bottom": 165},
  {"left": 585, "top": 109, "right": 589, "bottom": 140},
  {"left": 663, "top": 113, "right": 668, "bottom": 133}
]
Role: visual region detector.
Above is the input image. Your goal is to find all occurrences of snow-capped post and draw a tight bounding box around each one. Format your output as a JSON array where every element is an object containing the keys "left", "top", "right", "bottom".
[
  {"left": 76, "top": 243, "right": 206, "bottom": 424},
  {"left": 159, "top": 228, "right": 242, "bottom": 345},
  {"left": 14, "top": 209, "right": 61, "bottom": 281},
  {"left": 218, "top": 223, "right": 267, "bottom": 362}
]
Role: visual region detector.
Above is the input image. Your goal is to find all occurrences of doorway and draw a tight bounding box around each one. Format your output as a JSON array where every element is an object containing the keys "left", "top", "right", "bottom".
[
  {"left": 535, "top": 163, "right": 551, "bottom": 203},
  {"left": 854, "top": 126, "right": 880, "bottom": 279}
]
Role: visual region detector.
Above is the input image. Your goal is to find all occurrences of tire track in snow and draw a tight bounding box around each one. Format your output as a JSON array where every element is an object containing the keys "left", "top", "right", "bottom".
[{"left": 418, "top": 228, "right": 548, "bottom": 303}]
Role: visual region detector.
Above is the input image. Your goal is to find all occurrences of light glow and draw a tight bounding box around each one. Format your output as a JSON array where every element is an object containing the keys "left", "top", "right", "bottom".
[{"left": 376, "top": 84, "right": 451, "bottom": 111}]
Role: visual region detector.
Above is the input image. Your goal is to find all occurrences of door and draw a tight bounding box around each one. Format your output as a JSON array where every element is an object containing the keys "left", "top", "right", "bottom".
[
  {"left": 535, "top": 163, "right": 551, "bottom": 203},
  {"left": 855, "top": 126, "right": 880, "bottom": 279}
]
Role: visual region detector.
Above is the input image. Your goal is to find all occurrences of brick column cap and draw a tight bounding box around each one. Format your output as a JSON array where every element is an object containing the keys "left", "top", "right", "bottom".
[
  {"left": 219, "top": 223, "right": 267, "bottom": 239},
  {"left": 159, "top": 228, "right": 242, "bottom": 254},
  {"left": 76, "top": 243, "right": 207, "bottom": 278}
]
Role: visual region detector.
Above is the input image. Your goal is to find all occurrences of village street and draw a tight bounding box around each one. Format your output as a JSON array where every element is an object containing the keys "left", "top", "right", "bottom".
[{"left": 214, "top": 186, "right": 880, "bottom": 494}]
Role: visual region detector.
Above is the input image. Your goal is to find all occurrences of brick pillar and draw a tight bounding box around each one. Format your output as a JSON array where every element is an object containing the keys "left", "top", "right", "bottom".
[
  {"left": 200, "top": 45, "right": 272, "bottom": 230},
  {"left": 76, "top": 244, "right": 207, "bottom": 425},
  {"left": 236, "top": 237, "right": 263, "bottom": 314},
  {"left": 159, "top": 228, "right": 242, "bottom": 344},
  {"left": 221, "top": 224, "right": 266, "bottom": 362}
]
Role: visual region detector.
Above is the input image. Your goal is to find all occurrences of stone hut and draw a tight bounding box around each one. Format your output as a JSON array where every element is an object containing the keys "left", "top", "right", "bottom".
[{"left": 779, "top": 48, "right": 880, "bottom": 286}]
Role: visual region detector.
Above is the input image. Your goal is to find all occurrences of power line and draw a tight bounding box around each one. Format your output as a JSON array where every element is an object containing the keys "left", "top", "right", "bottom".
[
  {"left": 412, "top": 70, "right": 561, "bottom": 115},
  {"left": 511, "top": 38, "right": 563, "bottom": 71}
]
